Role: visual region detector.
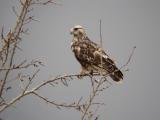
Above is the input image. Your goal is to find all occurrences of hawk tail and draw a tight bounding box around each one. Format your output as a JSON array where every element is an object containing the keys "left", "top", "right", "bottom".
[
  {"left": 103, "top": 57, "right": 123, "bottom": 82},
  {"left": 110, "top": 69, "right": 123, "bottom": 82}
]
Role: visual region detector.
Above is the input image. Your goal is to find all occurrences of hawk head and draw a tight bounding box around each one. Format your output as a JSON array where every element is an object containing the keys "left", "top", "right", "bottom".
[{"left": 70, "top": 25, "right": 86, "bottom": 40}]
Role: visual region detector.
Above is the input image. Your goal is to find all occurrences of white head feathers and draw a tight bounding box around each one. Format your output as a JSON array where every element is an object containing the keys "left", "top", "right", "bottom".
[{"left": 70, "top": 25, "right": 86, "bottom": 37}]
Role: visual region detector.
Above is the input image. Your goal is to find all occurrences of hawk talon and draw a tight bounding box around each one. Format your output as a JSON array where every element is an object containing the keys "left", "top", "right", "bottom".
[
  {"left": 89, "top": 70, "right": 94, "bottom": 76},
  {"left": 77, "top": 74, "right": 84, "bottom": 79}
]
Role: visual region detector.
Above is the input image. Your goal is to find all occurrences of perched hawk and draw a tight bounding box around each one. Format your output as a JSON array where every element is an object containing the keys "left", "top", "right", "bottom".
[{"left": 70, "top": 25, "right": 123, "bottom": 82}]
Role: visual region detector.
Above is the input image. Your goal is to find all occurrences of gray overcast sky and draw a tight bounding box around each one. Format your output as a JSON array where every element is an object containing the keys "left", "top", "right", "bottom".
[{"left": 0, "top": 0, "right": 160, "bottom": 120}]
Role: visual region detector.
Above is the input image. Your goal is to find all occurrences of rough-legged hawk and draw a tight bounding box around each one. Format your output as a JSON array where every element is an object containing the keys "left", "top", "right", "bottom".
[{"left": 70, "top": 25, "right": 123, "bottom": 82}]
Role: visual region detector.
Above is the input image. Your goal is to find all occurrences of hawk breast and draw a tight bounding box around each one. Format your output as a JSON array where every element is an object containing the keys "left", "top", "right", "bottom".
[{"left": 71, "top": 40, "right": 96, "bottom": 68}]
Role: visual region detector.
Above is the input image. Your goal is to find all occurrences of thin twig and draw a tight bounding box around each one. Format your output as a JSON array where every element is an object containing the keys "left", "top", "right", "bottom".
[
  {"left": 22, "top": 69, "right": 40, "bottom": 94},
  {"left": 99, "top": 20, "right": 103, "bottom": 77},
  {"left": 0, "top": 0, "right": 32, "bottom": 97},
  {"left": 120, "top": 46, "right": 136, "bottom": 69}
]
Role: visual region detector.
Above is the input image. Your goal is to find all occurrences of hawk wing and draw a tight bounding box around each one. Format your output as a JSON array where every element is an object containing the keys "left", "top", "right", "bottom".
[{"left": 71, "top": 37, "right": 123, "bottom": 82}]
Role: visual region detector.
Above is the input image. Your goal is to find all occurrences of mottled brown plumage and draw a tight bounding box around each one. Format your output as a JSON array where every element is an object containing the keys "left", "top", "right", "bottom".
[{"left": 70, "top": 25, "right": 123, "bottom": 82}]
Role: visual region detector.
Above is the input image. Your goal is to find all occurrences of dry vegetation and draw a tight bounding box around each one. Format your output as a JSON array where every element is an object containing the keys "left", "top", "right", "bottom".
[{"left": 0, "top": 0, "right": 135, "bottom": 120}]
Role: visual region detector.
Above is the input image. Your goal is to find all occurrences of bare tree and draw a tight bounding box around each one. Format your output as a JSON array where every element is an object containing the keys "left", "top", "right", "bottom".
[{"left": 0, "top": 0, "right": 135, "bottom": 120}]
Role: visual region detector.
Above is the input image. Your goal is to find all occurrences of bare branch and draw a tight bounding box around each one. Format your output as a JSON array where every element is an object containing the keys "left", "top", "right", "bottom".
[
  {"left": 0, "top": 1, "right": 135, "bottom": 119},
  {"left": 32, "top": 0, "right": 61, "bottom": 6},
  {"left": 0, "top": 59, "right": 44, "bottom": 71},
  {"left": 32, "top": 92, "right": 81, "bottom": 109},
  {"left": 21, "top": 69, "right": 40, "bottom": 94},
  {"left": 0, "top": 0, "right": 33, "bottom": 96},
  {"left": 99, "top": 19, "right": 103, "bottom": 49},
  {"left": 120, "top": 46, "right": 136, "bottom": 70}
]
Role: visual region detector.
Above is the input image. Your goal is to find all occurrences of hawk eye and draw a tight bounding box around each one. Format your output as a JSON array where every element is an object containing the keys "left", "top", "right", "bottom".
[{"left": 74, "top": 28, "right": 78, "bottom": 31}]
